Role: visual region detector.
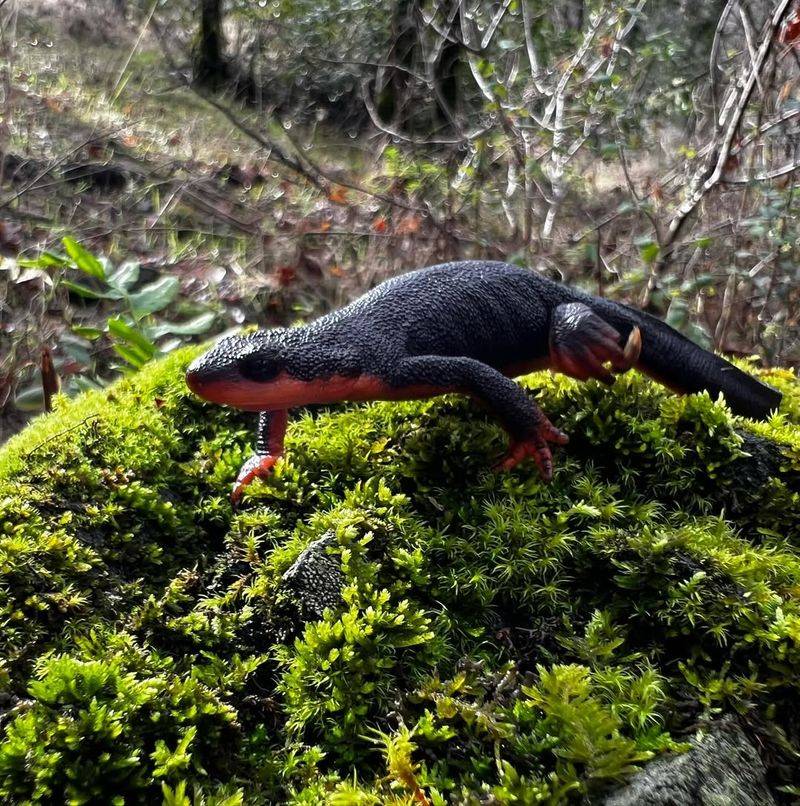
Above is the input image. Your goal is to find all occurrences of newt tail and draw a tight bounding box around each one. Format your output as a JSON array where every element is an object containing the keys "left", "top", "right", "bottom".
[
  {"left": 185, "top": 260, "right": 782, "bottom": 503},
  {"left": 589, "top": 298, "right": 782, "bottom": 420}
]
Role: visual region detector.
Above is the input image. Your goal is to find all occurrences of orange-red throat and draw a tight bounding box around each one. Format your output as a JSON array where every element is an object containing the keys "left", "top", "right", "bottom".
[{"left": 186, "top": 369, "right": 450, "bottom": 412}]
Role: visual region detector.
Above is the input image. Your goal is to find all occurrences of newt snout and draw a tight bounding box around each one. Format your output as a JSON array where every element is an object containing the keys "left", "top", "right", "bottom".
[{"left": 185, "top": 355, "right": 238, "bottom": 404}]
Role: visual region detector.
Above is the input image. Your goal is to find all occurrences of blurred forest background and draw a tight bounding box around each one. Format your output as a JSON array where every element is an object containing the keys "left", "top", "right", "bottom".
[{"left": 2, "top": 0, "right": 800, "bottom": 441}]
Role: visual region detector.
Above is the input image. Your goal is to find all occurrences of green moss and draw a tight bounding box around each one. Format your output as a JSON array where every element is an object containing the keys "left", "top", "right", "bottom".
[{"left": 0, "top": 346, "right": 799, "bottom": 803}]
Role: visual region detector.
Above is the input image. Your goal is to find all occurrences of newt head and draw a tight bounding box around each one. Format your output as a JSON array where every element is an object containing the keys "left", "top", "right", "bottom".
[
  {"left": 186, "top": 329, "right": 373, "bottom": 411},
  {"left": 186, "top": 330, "right": 293, "bottom": 412}
]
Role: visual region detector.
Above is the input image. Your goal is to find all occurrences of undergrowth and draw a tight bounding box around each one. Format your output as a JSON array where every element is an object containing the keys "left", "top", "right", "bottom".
[{"left": 0, "top": 346, "right": 799, "bottom": 803}]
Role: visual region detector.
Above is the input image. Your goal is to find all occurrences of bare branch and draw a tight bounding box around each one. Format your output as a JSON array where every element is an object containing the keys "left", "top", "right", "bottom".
[
  {"left": 710, "top": 0, "right": 737, "bottom": 122},
  {"left": 480, "top": 0, "right": 513, "bottom": 50},
  {"left": 0, "top": 127, "right": 127, "bottom": 211},
  {"left": 738, "top": 5, "right": 765, "bottom": 100},
  {"left": 520, "top": 0, "right": 548, "bottom": 95},
  {"left": 360, "top": 79, "right": 488, "bottom": 144},
  {"left": 656, "top": 0, "right": 794, "bottom": 275},
  {"left": 732, "top": 107, "right": 800, "bottom": 154},
  {"left": 720, "top": 158, "right": 800, "bottom": 184}
]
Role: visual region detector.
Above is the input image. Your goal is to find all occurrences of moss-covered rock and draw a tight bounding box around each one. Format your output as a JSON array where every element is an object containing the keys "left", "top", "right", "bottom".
[{"left": 1, "top": 347, "right": 799, "bottom": 803}]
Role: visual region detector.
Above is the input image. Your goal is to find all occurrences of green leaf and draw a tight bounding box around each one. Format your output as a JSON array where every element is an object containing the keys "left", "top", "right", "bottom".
[
  {"left": 71, "top": 326, "right": 104, "bottom": 340},
  {"left": 18, "top": 251, "right": 70, "bottom": 269},
  {"left": 59, "top": 333, "right": 92, "bottom": 366},
  {"left": 128, "top": 276, "right": 179, "bottom": 317},
  {"left": 62, "top": 280, "right": 112, "bottom": 300},
  {"left": 160, "top": 781, "right": 191, "bottom": 806},
  {"left": 638, "top": 241, "right": 660, "bottom": 265},
  {"left": 72, "top": 375, "right": 105, "bottom": 392},
  {"left": 112, "top": 343, "right": 148, "bottom": 369},
  {"left": 107, "top": 317, "right": 157, "bottom": 359},
  {"left": 14, "top": 383, "right": 45, "bottom": 412},
  {"left": 148, "top": 311, "right": 216, "bottom": 338},
  {"left": 107, "top": 261, "right": 140, "bottom": 292},
  {"left": 63, "top": 237, "right": 105, "bottom": 280}
]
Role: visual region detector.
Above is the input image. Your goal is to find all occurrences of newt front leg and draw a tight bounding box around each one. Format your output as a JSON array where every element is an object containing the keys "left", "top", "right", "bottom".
[{"left": 232, "top": 409, "right": 288, "bottom": 506}]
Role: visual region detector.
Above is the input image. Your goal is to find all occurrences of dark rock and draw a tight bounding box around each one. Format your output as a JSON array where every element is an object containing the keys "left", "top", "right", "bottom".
[
  {"left": 280, "top": 532, "right": 344, "bottom": 624},
  {"left": 603, "top": 720, "right": 776, "bottom": 806},
  {"left": 0, "top": 152, "right": 48, "bottom": 184},
  {"left": 733, "top": 430, "right": 783, "bottom": 488},
  {"left": 717, "top": 430, "right": 789, "bottom": 521}
]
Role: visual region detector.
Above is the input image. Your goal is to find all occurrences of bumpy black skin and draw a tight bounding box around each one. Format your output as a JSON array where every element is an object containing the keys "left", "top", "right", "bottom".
[{"left": 187, "top": 261, "right": 781, "bottom": 433}]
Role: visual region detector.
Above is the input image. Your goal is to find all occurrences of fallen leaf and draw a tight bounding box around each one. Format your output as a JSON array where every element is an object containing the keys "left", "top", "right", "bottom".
[
  {"left": 782, "top": 13, "right": 800, "bottom": 44},
  {"left": 723, "top": 153, "right": 740, "bottom": 173},
  {"left": 328, "top": 187, "right": 349, "bottom": 204},
  {"left": 300, "top": 252, "right": 325, "bottom": 276},
  {"left": 371, "top": 216, "right": 388, "bottom": 233},
  {"left": 779, "top": 79, "right": 796, "bottom": 103},
  {"left": 396, "top": 214, "right": 421, "bottom": 235},
  {"left": 16, "top": 268, "right": 52, "bottom": 286},
  {"left": 41, "top": 347, "right": 60, "bottom": 413},
  {"left": 0, "top": 220, "right": 22, "bottom": 254},
  {"left": 276, "top": 265, "right": 297, "bottom": 287}
]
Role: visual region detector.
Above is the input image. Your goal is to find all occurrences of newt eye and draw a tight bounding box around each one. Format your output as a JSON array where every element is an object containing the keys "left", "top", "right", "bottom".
[{"left": 239, "top": 352, "right": 281, "bottom": 382}]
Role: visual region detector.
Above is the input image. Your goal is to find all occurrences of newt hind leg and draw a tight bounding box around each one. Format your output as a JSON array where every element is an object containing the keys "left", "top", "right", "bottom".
[
  {"left": 550, "top": 302, "right": 641, "bottom": 384},
  {"left": 395, "top": 355, "right": 568, "bottom": 480}
]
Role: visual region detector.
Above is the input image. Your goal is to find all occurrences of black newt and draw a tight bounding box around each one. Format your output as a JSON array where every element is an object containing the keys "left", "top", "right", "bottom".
[{"left": 186, "top": 260, "right": 782, "bottom": 504}]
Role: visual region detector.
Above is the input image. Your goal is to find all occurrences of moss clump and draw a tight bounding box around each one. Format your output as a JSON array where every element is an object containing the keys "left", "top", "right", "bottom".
[{"left": 0, "top": 347, "right": 799, "bottom": 803}]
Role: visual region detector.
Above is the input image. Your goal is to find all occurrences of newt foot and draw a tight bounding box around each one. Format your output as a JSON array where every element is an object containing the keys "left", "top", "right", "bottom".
[
  {"left": 231, "top": 453, "right": 278, "bottom": 507},
  {"left": 550, "top": 301, "right": 642, "bottom": 385},
  {"left": 495, "top": 420, "right": 569, "bottom": 481}
]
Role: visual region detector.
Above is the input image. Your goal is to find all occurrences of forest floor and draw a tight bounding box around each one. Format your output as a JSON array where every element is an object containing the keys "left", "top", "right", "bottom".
[
  {"left": 4, "top": 2, "right": 778, "bottom": 448},
  {"left": 0, "top": 2, "right": 460, "bottom": 443}
]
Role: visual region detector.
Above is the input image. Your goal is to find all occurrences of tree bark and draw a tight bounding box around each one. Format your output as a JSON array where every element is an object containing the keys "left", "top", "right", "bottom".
[{"left": 193, "top": 0, "right": 228, "bottom": 90}]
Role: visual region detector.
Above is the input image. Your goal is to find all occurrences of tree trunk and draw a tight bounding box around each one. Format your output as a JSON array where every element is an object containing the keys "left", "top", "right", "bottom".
[
  {"left": 375, "top": 0, "right": 462, "bottom": 133},
  {"left": 194, "top": 0, "right": 228, "bottom": 90},
  {"left": 375, "top": 0, "right": 417, "bottom": 123}
]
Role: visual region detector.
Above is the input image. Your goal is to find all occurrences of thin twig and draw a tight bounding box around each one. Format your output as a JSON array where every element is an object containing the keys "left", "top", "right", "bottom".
[
  {"left": 0, "top": 127, "right": 127, "bottom": 211},
  {"left": 25, "top": 415, "right": 99, "bottom": 458},
  {"left": 647, "top": 0, "right": 794, "bottom": 299},
  {"left": 111, "top": 0, "right": 158, "bottom": 100}
]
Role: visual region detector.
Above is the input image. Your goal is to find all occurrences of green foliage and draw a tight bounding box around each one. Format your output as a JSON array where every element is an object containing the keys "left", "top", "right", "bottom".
[
  {"left": 0, "top": 346, "right": 799, "bottom": 801},
  {"left": 0, "top": 648, "right": 238, "bottom": 804},
  {"left": 15, "top": 238, "right": 216, "bottom": 410},
  {"left": 278, "top": 584, "right": 441, "bottom": 758}
]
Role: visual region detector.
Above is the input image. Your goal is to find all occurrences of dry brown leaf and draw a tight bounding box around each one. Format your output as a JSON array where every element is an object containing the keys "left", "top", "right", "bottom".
[
  {"left": 328, "top": 187, "right": 349, "bottom": 205},
  {"left": 395, "top": 214, "right": 421, "bottom": 235},
  {"left": 41, "top": 347, "right": 60, "bottom": 413}
]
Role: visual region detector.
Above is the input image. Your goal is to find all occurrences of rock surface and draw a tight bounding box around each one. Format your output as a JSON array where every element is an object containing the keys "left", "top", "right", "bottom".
[
  {"left": 280, "top": 532, "right": 344, "bottom": 623},
  {"left": 604, "top": 721, "right": 776, "bottom": 806}
]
